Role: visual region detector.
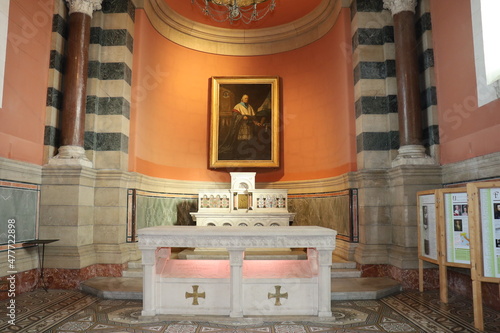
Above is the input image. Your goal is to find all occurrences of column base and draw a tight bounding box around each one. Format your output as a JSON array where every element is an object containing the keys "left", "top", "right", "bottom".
[
  {"left": 392, "top": 145, "right": 435, "bottom": 167},
  {"left": 49, "top": 145, "right": 92, "bottom": 167}
]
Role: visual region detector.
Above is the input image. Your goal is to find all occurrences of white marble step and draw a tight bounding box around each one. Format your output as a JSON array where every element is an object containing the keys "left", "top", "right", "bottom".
[
  {"left": 122, "top": 267, "right": 143, "bottom": 278},
  {"left": 331, "top": 257, "right": 357, "bottom": 269},
  {"left": 81, "top": 277, "right": 143, "bottom": 300},
  {"left": 80, "top": 276, "right": 401, "bottom": 301},
  {"left": 331, "top": 268, "right": 362, "bottom": 278},
  {"left": 128, "top": 260, "right": 142, "bottom": 269},
  {"left": 331, "top": 277, "right": 402, "bottom": 300}
]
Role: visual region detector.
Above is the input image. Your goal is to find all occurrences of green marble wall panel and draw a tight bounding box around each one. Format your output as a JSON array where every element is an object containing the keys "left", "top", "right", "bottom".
[
  {"left": 289, "top": 189, "right": 358, "bottom": 242},
  {"left": 0, "top": 182, "right": 40, "bottom": 246},
  {"left": 127, "top": 189, "right": 197, "bottom": 242}
]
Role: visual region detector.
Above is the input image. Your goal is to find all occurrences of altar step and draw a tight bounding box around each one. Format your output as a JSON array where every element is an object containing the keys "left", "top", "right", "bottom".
[
  {"left": 122, "top": 258, "right": 362, "bottom": 279},
  {"left": 80, "top": 276, "right": 401, "bottom": 301},
  {"left": 81, "top": 259, "right": 401, "bottom": 301},
  {"left": 81, "top": 276, "right": 143, "bottom": 300},
  {"left": 330, "top": 255, "right": 361, "bottom": 279}
]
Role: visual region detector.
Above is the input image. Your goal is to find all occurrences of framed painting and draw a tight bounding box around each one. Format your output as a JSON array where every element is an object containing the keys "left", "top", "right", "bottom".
[{"left": 209, "top": 76, "right": 280, "bottom": 168}]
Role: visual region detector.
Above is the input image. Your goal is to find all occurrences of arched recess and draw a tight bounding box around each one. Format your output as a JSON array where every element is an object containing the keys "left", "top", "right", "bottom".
[{"left": 142, "top": 0, "right": 342, "bottom": 56}]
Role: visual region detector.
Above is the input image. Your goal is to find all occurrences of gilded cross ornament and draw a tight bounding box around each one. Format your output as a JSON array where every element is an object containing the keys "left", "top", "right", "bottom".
[
  {"left": 185, "top": 285, "right": 205, "bottom": 305},
  {"left": 383, "top": 0, "right": 417, "bottom": 15},
  {"left": 268, "top": 285, "right": 288, "bottom": 306}
]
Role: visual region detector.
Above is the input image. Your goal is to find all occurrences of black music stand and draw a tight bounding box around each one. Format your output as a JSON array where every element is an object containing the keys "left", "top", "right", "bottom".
[{"left": 23, "top": 239, "right": 59, "bottom": 291}]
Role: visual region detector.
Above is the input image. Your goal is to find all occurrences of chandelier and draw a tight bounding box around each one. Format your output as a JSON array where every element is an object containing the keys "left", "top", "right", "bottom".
[{"left": 191, "top": 0, "right": 276, "bottom": 24}]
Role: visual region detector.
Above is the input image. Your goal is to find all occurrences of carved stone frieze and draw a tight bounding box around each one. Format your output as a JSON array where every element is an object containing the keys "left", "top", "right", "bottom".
[{"left": 138, "top": 226, "right": 336, "bottom": 250}]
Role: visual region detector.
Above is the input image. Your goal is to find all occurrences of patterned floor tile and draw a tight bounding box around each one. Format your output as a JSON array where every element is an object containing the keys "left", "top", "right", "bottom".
[{"left": 0, "top": 290, "right": 499, "bottom": 333}]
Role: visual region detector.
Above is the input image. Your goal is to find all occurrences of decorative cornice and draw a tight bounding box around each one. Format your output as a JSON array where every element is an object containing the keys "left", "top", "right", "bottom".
[
  {"left": 383, "top": 0, "right": 417, "bottom": 16},
  {"left": 138, "top": 226, "right": 337, "bottom": 249},
  {"left": 65, "top": 0, "right": 102, "bottom": 17},
  {"left": 0, "top": 156, "right": 42, "bottom": 184},
  {"left": 143, "top": 0, "right": 341, "bottom": 56}
]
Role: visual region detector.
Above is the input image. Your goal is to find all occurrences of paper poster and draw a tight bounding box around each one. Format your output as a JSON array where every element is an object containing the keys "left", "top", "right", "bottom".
[
  {"left": 420, "top": 194, "right": 438, "bottom": 260},
  {"left": 479, "top": 188, "right": 500, "bottom": 278},
  {"left": 445, "top": 192, "right": 470, "bottom": 264}
]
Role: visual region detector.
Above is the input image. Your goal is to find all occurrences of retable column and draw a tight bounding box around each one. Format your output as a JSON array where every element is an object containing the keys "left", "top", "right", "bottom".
[
  {"left": 317, "top": 249, "right": 333, "bottom": 317},
  {"left": 141, "top": 248, "right": 157, "bottom": 316},
  {"left": 228, "top": 248, "right": 245, "bottom": 318},
  {"left": 383, "top": 0, "right": 434, "bottom": 167},
  {"left": 49, "top": 0, "right": 102, "bottom": 167}
]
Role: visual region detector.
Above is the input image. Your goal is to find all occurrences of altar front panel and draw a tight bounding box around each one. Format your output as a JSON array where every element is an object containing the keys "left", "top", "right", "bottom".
[{"left": 138, "top": 226, "right": 336, "bottom": 318}]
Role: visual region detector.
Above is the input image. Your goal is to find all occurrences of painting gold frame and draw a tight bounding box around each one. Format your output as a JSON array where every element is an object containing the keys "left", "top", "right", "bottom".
[{"left": 209, "top": 76, "right": 280, "bottom": 168}]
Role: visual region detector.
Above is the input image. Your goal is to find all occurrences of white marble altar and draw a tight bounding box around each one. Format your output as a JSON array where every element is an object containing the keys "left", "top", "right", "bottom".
[
  {"left": 138, "top": 226, "right": 337, "bottom": 317},
  {"left": 190, "top": 172, "right": 295, "bottom": 227}
]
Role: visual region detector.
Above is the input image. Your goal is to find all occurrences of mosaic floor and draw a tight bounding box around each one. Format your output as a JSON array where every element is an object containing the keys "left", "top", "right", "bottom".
[{"left": 1, "top": 289, "right": 499, "bottom": 333}]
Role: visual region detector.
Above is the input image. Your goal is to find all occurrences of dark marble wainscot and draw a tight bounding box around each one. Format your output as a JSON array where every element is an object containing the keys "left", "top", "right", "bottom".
[
  {"left": 0, "top": 270, "right": 38, "bottom": 301},
  {"left": 43, "top": 264, "right": 126, "bottom": 289},
  {"left": 359, "top": 264, "right": 440, "bottom": 290}
]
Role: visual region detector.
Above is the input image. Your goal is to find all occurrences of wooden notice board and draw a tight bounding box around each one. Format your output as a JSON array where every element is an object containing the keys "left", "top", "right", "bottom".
[
  {"left": 417, "top": 190, "right": 439, "bottom": 292},
  {"left": 467, "top": 181, "right": 500, "bottom": 331},
  {"left": 417, "top": 188, "right": 471, "bottom": 303},
  {"left": 436, "top": 188, "right": 471, "bottom": 304}
]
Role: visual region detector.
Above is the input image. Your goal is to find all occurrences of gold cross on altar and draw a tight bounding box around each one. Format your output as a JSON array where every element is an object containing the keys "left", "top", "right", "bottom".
[
  {"left": 185, "top": 285, "right": 205, "bottom": 305},
  {"left": 268, "top": 285, "right": 288, "bottom": 306}
]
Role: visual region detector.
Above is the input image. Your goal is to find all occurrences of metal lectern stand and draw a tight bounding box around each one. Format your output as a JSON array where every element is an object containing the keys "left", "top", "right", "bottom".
[{"left": 23, "top": 239, "right": 59, "bottom": 291}]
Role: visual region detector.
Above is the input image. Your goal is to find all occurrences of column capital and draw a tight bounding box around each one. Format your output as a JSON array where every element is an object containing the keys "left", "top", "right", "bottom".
[
  {"left": 383, "top": 0, "right": 417, "bottom": 16},
  {"left": 66, "top": 0, "right": 102, "bottom": 17}
]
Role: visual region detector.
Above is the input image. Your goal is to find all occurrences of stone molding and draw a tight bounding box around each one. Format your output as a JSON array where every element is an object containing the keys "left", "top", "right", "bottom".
[
  {"left": 138, "top": 226, "right": 337, "bottom": 249},
  {"left": 392, "top": 145, "right": 436, "bottom": 167},
  {"left": 66, "top": 0, "right": 102, "bottom": 17},
  {"left": 0, "top": 156, "right": 42, "bottom": 184},
  {"left": 442, "top": 151, "right": 500, "bottom": 184},
  {"left": 48, "top": 145, "right": 93, "bottom": 168},
  {"left": 144, "top": 0, "right": 341, "bottom": 56},
  {"left": 383, "top": 0, "right": 417, "bottom": 15},
  {"left": 126, "top": 170, "right": 356, "bottom": 195}
]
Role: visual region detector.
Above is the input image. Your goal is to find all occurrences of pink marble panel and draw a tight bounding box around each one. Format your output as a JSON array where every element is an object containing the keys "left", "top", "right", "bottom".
[
  {"left": 360, "top": 264, "right": 439, "bottom": 290},
  {"left": 448, "top": 269, "right": 500, "bottom": 311},
  {"left": 0, "top": 263, "right": 126, "bottom": 299},
  {"left": 0, "top": 270, "right": 38, "bottom": 300},
  {"left": 44, "top": 264, "right": 125, "bottom": 289}
]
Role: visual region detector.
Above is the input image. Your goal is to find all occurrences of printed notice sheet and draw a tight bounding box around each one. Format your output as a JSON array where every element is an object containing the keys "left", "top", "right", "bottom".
[
  {"left": 479, "top": 188, "right": 500, "bottom": 278},
  {"left": 445, "top": 192, "right": 470, "bottom": 264},
  {"left": 420, "top": 194, "right": 437, "bottom": 260}
]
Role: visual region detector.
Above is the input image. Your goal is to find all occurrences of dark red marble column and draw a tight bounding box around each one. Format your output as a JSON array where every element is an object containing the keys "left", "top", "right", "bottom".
[
  {"left": 393, "top": 10, "right": 422, "bottom": 147},
  {"left": 50, "top": 0, "right": 102, "bottom": 167},
  {"left": 384, "top": 0, "right": 434, "bottom": 166},
  {"left": 61, "top": 12, "right": 90, "bottom": 148}
]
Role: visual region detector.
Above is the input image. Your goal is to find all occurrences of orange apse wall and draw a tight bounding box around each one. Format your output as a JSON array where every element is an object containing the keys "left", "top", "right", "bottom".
[
  {"left": 431, "top": 0, "right": 500, "bottom": 165},
  {"left": 0, "top": 0, "right": 51, "bottom": 165},
  {"left": 130, "top": 9, "right": 356, "bottom": 183}
]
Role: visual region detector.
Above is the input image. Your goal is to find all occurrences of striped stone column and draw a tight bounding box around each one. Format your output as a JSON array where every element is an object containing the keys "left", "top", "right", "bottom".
[
  {"left": 86, "top": 1, "right": 136, "bottom": 263},
  {"left": 49, "top": 0, "right": 102, "bottom": 167},
  {"left": 351, "top": 0, "right": 396, "bottom": 264},
  {"left": 416, "top": 0, "right": 439, "bottom": 159},
  {"left": 383, "top": 0, "right": 434, "bottom": 166},
  {"left": 351, "top": 0, "right": 397, "bottom": 170},
  {"left": 44, "top": 0, "right": 67, "bottom": 163},
  {"left": 85, "top": 1, "right": 135, "bottom": 170}
]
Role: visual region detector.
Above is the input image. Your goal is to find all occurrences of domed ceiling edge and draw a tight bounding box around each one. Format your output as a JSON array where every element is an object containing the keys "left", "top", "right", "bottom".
[{"left": 143, "top": 0, "right": 342, "bottom": 56}]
